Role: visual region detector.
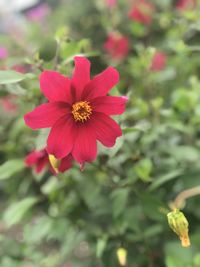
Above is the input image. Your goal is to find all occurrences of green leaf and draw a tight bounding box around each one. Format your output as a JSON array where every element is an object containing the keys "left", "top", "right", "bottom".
[
  {"left": 62, "top": 51, "right": 99, "bottom": 64},
  {"left": 41, "top": 176, "right": 60, "bottom": 195},
  {"left": 134, "top": 159, "right": 153, "bottom": 182},
  {"left": 143, "top": 224, "right": 163, "bottom": 238},
  {"left": 156, "top": 68, "right": 176, "bottom": 82},
  {"left": 111, "top": 189, "right": 129, "bottom": 218},
  {"left": 122, "top": 122, "right": 150, "bottom": 134},
  {"left": 55, "top": 26, "right": 69, "bottom": 42},
  {"left": 122, "top": 127, "right": 144, "bottom": 134},
  {"left": 36, "top": 128, "right": 50, "bottom": 150},
  {"left": 96, "top": 237, "right": 107, "bottom": 258},
  {"left": 23, "top": 215, "right": 53, "bottom": 244},
  {"left": 130, "top": 22, "right": 146, "bottom": 37},
  {"left": 4, "top": 197, "right": 38, "bottom": 227},
  {"left": 164, "top": 242, "right": 193, "bottom": 267},
  {"left": 3, "top": 83, "right": 26, "bottom": 95},
  {"left": 0, "top": 257, "right": 21, "bottom": 267},
  {"left": 169, "top": 146, "right": 200, "bottom": 162},
  {"left": 61, "top": 227, "right": 85, "bottom": 257},
  {"left": 0, "top": 71, "right": 26, "bottom": 84},
  {"left": 0, "top": 159, "right": 25, "bottom": 180},
  {"left": 149, "top": 169, "right": 184, "bottom": 191}
]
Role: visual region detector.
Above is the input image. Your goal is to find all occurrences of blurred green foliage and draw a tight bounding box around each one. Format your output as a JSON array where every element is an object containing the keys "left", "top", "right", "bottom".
[{"left": 0, "top": 0, "right": 200, "bottom": 266}]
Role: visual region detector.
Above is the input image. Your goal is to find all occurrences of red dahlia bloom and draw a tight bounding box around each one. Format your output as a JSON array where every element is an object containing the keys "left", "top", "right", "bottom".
[
  {"left": 150, "top": 51, "right": 167, "bottom": 71},
  {"left": 0, "top": 95, "right": 18, "bottom": 114},
  {"left": 24, "top": 57, "right": 127, "bottom": 165},
  {"left": 176, "top": 0, "right": 196, "bottom": 10},
  {"left": 26, "top": 3, "right": 51, "bottom": 22},
  {"left": 0, "top": 46, "right": 8, "bottom": 59},
  {"left": 12, "top": 64, "right": 27, "bottom": 74},
  {"left": 105, "top": 0, "right": 117, "bottom": 8},
  {"left": 25, "top": 149, "right": 72, "bottom": 174},
  {"left": 104, "top": 33, "right": 129, "bottom": 61},
  {"left": 129, "top": 0, "right": 155, "bottom": 25}
]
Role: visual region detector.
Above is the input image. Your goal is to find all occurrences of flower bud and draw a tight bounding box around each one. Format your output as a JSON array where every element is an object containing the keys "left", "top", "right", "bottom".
[
  {"left": 167, "top": 209, "right": 190, "bottom": 247},
  {"left": 116, "top": 247, "right": 127, "bottom": 266},
  {"left": 48, "top": 154, "right": 60, "bottom": 174}
]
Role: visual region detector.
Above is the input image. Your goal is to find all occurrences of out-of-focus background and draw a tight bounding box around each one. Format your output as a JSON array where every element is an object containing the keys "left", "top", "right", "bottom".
[{"left": 1, "top": 0, "right": 200, "bottom": 266}]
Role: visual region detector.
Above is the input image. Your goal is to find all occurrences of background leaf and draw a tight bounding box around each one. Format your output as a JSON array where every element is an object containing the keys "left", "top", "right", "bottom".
[
  {"left": 0, "top": 160, "right": 25, "bottom": 180},
  {"left": 3, "top": 197, "right": 38, "bottom": 227},
  {"left": 0, "top": 71, "right": 26, "bottom": 84}
]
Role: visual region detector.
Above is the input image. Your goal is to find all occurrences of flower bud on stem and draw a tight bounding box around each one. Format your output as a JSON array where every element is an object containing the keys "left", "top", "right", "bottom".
[
  {"left": 167, "top": 185, "right": 200, "bottom": 247},
  {"left": 167, "top": 209, "right": 190, "bottom": 247},
  {"left": 116, "top": 247, "right": 127, "bottom": 266}
]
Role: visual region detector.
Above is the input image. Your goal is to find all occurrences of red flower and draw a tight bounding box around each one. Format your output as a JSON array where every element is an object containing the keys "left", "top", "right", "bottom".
[
  {"left": 26, "top": 3, "right": 51, "bottom": 22},
  {"left": 150, "top": 51, "right": 167, "bottom": 71},
  {"left": 104, "top": 33, "right": 129, "bottom": 61},
  {"left": 105, "top": 0, "right": 117, "bottom": 8},
  {"left": 0, "top": 46, "right": 8, "bottom": 59},
  {"left": 176, "top": 0, "right": 196, "bottom": 10},
  {"left": 12, "top": 64, "right": 27, "bottom": 74},
  {"left": 25, "top": 149, "right": 72, "bottom": 174},
  {"left": 0, "top": 95, "right": 18, "bottom": 114},
  {"left": 128, "top": 0, "right": 155, "bottom": 25},
  {"left": 24, "top": 57, "right": 127, "bottom": 165}
]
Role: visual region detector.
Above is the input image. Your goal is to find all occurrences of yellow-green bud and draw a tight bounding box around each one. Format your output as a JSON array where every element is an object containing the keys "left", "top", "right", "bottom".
[
  {"left": 167, "top": 209, "right": 190, "bottom": 247},
  {"left": 116, "top": 247, "right": 127, "bottom": 266},
  {"left": 48, "top": 154, "right": 60, "bottom": 174}
]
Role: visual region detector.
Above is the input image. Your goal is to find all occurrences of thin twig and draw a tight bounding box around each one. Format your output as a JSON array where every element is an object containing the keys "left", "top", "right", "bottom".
[
  {"left": 53, "top": 40, "right": 60, "bottom": 70},
  {"left": 173, "top": 185, "right": 200, "bottom": 209}
]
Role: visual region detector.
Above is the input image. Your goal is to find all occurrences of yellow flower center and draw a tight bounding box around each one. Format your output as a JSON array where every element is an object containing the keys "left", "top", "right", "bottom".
[{"left": 72, "top": 101, "right": 92, "bottom": 122}]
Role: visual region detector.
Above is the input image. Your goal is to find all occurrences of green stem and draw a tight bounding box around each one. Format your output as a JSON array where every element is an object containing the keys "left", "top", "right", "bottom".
[
  {"left": 172, "top": 185, "right": 200, "bottom": 209},
  {"left": 53, "top": 40, "right": 61, "bottom": 70}
]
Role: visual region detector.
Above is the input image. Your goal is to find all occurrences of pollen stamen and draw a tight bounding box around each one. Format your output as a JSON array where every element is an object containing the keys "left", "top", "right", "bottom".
[{"left": 72, "top": 101, "right": 92, "bottom": 122}]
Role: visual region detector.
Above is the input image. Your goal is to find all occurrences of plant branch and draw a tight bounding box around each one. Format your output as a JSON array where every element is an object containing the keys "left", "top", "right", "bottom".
[
  {"left": 53, "top": 40, "right": 61, "bottom": 70},
  {"left": 171, "top": 185, "right": 200, "bottom": 209}
]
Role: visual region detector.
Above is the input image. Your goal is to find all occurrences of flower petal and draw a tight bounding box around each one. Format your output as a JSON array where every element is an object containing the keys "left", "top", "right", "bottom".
[
  {"left": 25, "top": 150, "right": 48, "bottom": 173},
  {"left": 72, "top": 56, "right": 91, "bottom": 101},
  {"left": 91, "top": 112, "right": 122, "bottom": 147},
  {"left": 47, "top": 116, "right": 75, "bottom": 159},
  {"left": 91, "top": 96, "right": 128, "bottom": 115},
  {"left": 59, "top": 154, "right": 73, "bottom": 173},
  {"left": 40, "top": 71, "right": 72, "bottom": 103},
  {"left": 82, "top": 66, "right": 119, "bottom": 100},
  {"left": 35, "top": 156, "right": 49, "bottom": 173},
  {"left": 72, "top": 123, "right": 97, "bottom": 164},
  {"left": 25, "top": 151, "right": 40, "bottom": 166},
  {"left": 24, "top": 102, "right": 69, "bottom": 129}
]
